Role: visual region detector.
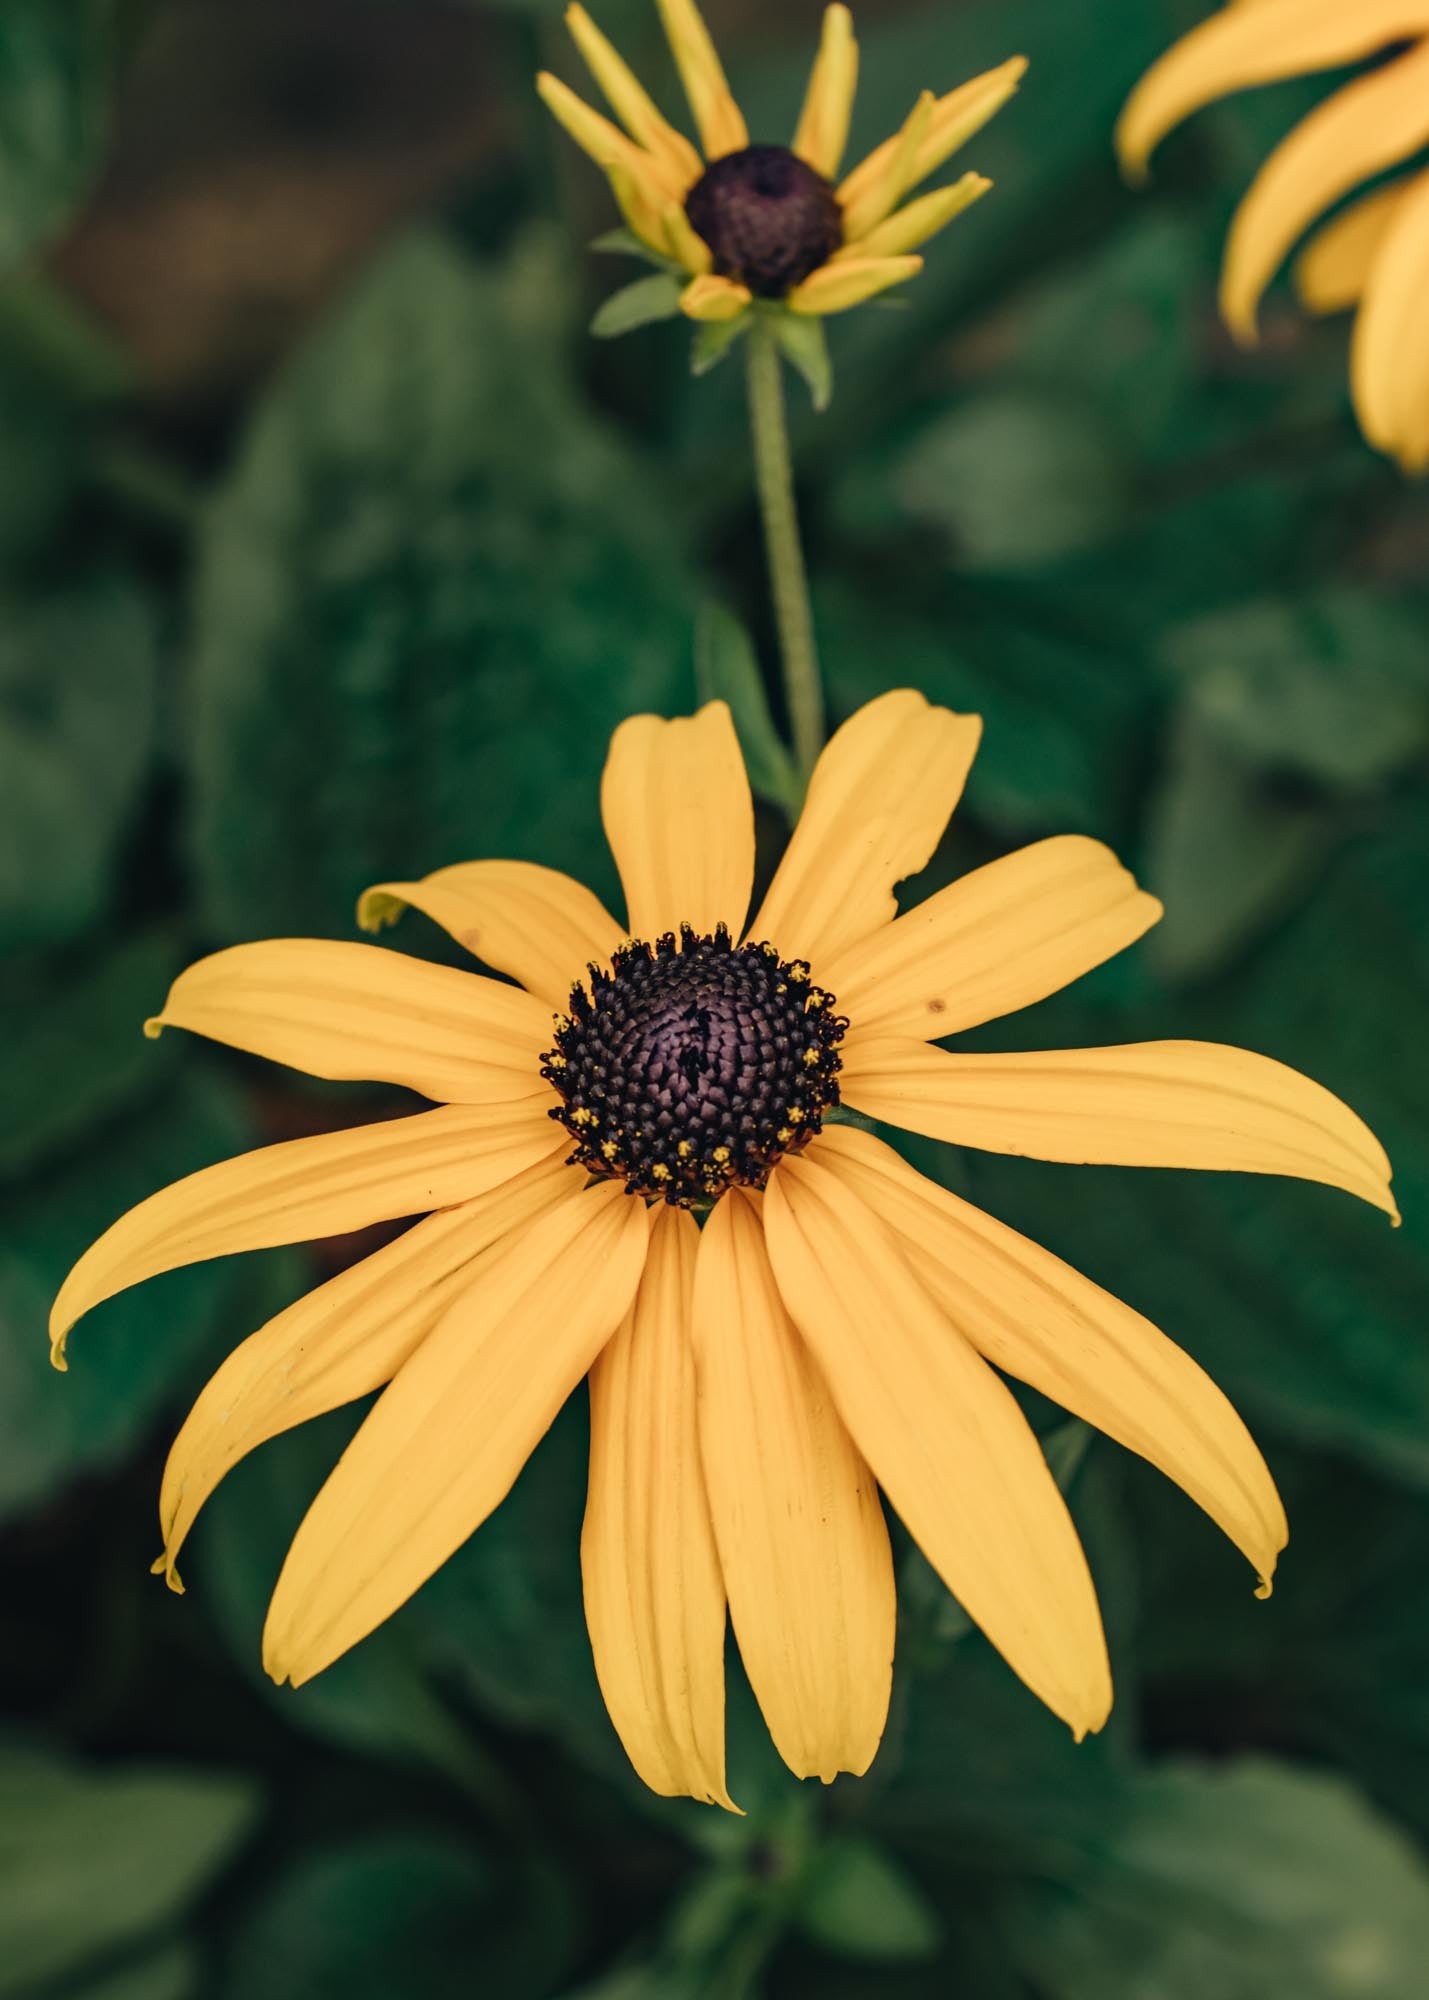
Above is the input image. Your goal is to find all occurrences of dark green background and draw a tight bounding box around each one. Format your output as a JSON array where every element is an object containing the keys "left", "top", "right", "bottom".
[{"left": 3, "top": 1, "right": 1427, "bottom": 1993}]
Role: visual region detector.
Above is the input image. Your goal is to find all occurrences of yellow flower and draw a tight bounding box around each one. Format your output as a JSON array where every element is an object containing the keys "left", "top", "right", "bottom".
[
  {"left": 51, "top": 694, "right": 1395, "bottom": 1808},
  {"left": 538, "top": 0, "right": 1024, "bottom": 321},
  {"left": 1118, "top": 0, "right": 1429, "bottom": 472}
]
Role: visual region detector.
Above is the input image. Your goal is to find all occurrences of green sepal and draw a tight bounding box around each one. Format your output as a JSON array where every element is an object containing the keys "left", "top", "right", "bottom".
[
  {"left": 771, "top": 310, "right": 832, "bottom": 412},
  {"left": 693, "top": 602, "right": 800, "bottom": 819},
  {"left": 796, "top": 1836, "right": 943, "bottom": 1963},
  {"left": 590, "top": 273, "right": 684, "bottom": 339},
  {"left": 587, "top": 226, "right": 680, "bottom": 272},
  {"left": 689, "top": 310, "right": 751, "bottom": 376}
]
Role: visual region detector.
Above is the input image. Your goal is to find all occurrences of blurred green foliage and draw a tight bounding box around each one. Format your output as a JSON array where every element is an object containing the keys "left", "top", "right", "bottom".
[{"left": 2, "top": 0, "right": 1427, "bottom": 1994}]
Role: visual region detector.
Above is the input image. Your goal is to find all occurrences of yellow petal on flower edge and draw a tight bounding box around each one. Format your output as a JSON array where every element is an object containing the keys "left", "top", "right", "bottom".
[
  {"left": 763, "top": 1151, "right": 1112, "bottom": 1740},
  {"left": 680, "top": 273, "right": 751, "bottom": 321},
  {"left": 847, "top": 173, "right": 990, "bottom": 262},
  {"left": 792, "top": 4, "right": 859, "bottom": 181},
  {"left": 752, "top": 690, "right": 981, "bottom": 969},
  {"left": 155, "top": 1158, "right": 574, "bottom": 1589},
  {"left": 1220, "top": 42, "right": 1429, "bottom": 342},
  {"left": 49, "top": 1100, "right": 565, "bottom": 1366},
  {"left": 816, "top": 1126, "right": 1288, "bottom": 1595},
  {"left": 692, "top": 1192, "right": 895, "bottom": 1784},
  {"left": 825, "top": 835, "right": 1161, "bottom": 1044},
  {"left": 838, "top": 58, "right": 1026, "bottom": 239},
  {"left": 264, "top": 1182, "right": 650, "bottom": 1687},
  {"left": 359, "top": 860, "right": 624, "bottom": 1009},
  {"left": 1116, "top": 0, "right": 1429, "bottom": 183},
  {"left": 839, "top": 89, "right": 933, "bottom": 242},
  {"left": 583, "top": 1205, "right": 736, "bottom": 1809},
  {"left": 1351, "top": 169, "right": 1429, "bottom": 470},
  {"left": 601, "top": 699, "right": 754, "bottom": 940},
  {"left": 787, "top": 255, "right": 923, "bottom": 316},
  {"left": 563, "top": 3, "right": 703, "bottom": 187},
  {"left": 1297, "top": 181, "right": 1409, "bottom": 316},
  {"left": 655, "top": 0, "right": 747, "bottom": 160},
  {"left": 839, "top": 1038, "right": 1399, "bottom": 1221},
  {"left": 536, "top": 70, "right": 688, "bottom": 207},
  {"left": 145, "top": 940, "right": 552, "bottom": 1105}
]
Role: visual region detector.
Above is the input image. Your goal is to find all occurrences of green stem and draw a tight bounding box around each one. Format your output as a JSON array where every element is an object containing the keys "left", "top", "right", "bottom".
[{"left": 744, "top": 316, "right": 824, "bottom": 784}]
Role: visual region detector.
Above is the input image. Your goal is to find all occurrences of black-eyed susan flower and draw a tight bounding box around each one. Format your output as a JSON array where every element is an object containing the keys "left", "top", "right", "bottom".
[
  {"left": 1118, "top": 0, "right": 1429, "bottom": 472},
  {"left": 52, "top": 694, "right": 1396, "bottom": 1807},
  {"left": 537, "top": 0, "right": 1023, "bottom": 330}
]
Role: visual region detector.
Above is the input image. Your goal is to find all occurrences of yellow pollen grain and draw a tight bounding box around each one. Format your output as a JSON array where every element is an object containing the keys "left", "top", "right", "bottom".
[
  {"left": 651, "top": 1163, "right": 671, "bottom": 1182},
  {"left": 803, "top": 1047, "right": 820, "bottom": 1067},
  {"left": 712, "top": 1145, "right": 731, "bottom": 1165},
  {"left": 777, "top": 1126, "right": 793, "bottom": 1144},
  {"left": 572, "top": 1107, "right": 596, "bottom": 1127},
  {"left": 677, "top": 1139, "right": 693, "bottom": 1158},
  {"left": 601, "top": 1140, "right": 619, "bottom": 1161}
]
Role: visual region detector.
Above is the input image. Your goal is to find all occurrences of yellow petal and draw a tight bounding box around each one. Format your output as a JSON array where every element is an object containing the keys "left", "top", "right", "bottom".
[
  {"left": 49, "top": 1101, "right": 564, "bottom": 1365},
  {"left": 1116, "top": 0, "right": 1428, "bottom": 182},
  {"left": 839, "top": 89, "right": 933, "bottom": 241},
  {"left": 825, "top": 835, "right": 1161, "bottom": 1044},
  {"left": 264, "top": 1181, "right": 650, "bottom": 1685},
  {"left": 845, "top": 172, "right": 990, "bottom": 261},
  {"left": 839, "top": 58, "right": 1026, "bottom": 232},
  {"left": 839, "top": 1037, "right": 1399, "bottom": 1221},
  {"left": 751, "top": 691, "right": 981, "bottom": 968},
  {"left": 563, "top": 3, "right": 703, "bottom": 185},
  {"left": 787, "top": 254, "right": 923, "bottom": 316},
  {"left": 654, "top": 0, "right": 747, "bottom": 159},
  {"left": 144, "top": 940, "right": 550, "bottom": 1105},
  {"left": 1221, "top": 43, "right": 1429, "bottom": 341},
  {"left": 156, "top": 1157, "right": 574, "bottom": 1588},
  {"left": 692, "top": 1192, "right": 895, "bottom": 1782},
  {"left": 1297, "top": 180, "right": 1408, "bottom": 315},
  {"left": 359, "top": 860, "right": 623, "bottom": 1009},
  {"left": 817, "top": 1126, "right": 1287, "bottom": 1595},
  {"left": 661, "top": 197, "right": 715, "bottom": 274},
  {"left": 1351, "top": 168, "right": 1429, "bottom": 467},
  {"left": 600, "top": 700, "right": 754, "bottom": 940},
  {"left": 536, "top": 70, "right": 688, "bottom": 205},
  {"left": 763, "top": 1150, "right": 1111, "bottom": 1739},
  {"left": 680, "top": 272, "right": 751, "bottom": 321},
  {"left": 583, "top": 1205, "right": 736, "bottom": 1809},
  {"left": 792, "top": 4, "right": 860, "bottom": 180},
  {"left": 605, "top": 157, "right": 685, "bottom": 259}
]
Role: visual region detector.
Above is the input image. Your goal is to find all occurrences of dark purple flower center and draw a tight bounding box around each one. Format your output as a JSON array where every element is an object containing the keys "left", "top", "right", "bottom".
[{"left": 684, "top": 145, "right": 843, "bottom": 297}]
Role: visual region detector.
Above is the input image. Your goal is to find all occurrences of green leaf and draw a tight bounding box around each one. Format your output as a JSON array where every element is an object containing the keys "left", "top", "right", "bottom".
[
  {"left": 0, "top": 1068, "right": 259, "bottom": 1522},
  {"left": 69, "top": 1941, "right": 199, "bottom": 2000},
  {"left": 189, "top": 229, "right": 697, "bottom": 941},
  {"left": 0, "top": 0, "right": 111, "bottom": 273},
  {"left": 772, "top": 312, "right": 832, "bottom": 414},
  {"left": 588, "top": 227, "right": 676, "bottom": 269},
  {"left": 797, "top": 1837, "right": 942, "bottom": 1962},
  {"left": 1012, "top": 1759, "right": 1429, "bottom": 2000},
  {"left": 692, "top": 603, "right": 799, "bottom": 815},
  {"left": 590, "top": 273, "right": 683, "bottom": 339},
  {"left": 689, "top": 312, "right": 750, "bottom": 376},
  {"left": 0, "top": 1746, "right": 258, "bottom": 1998},
  {"left": 0, "top": 568, "right": 159, "bottom": 952}
]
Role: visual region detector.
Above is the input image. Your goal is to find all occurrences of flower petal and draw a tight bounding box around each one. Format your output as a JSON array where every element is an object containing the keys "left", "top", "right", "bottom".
[
  {"left": 1351, "top": 168, "right": 1429, "bottom": 468},
  {"left": 1116, "top": 0, "right": 1428, "bottom": 182},
  {"left": 839, "top": 90, "right": 933, "bottom": 241},
  {"left": 563, "top": 2, "right": 703, "bottom": 186},
  {"left": 838, "top": 59, "right": 1025, "bottom": 231},
  {"left": 601, "top": 700, "right": 754, "bottom": 940},
  {"left": 359, "top": 860, "right": 624, "bottom": 1009},
  {"left": 156, "top": 1157, "right": 574, "bottom": 1588},
  {"left": 692, "top": 1191, "right": 894, "bottom": 1782},
  {"left": 1297, "top": 180, "right": 1408, "bottom": 315},
  {"left": 751, "top": 691, "right": 981, "bottom": 968},
  {"left": 583, "top": 1205, "right": 736, "bottom": 1809},
  {"left": 839, "top": 1037, "right": 1398, "bottom": 1220},
  {"left": 1221, "top": 43, "right": 1429, "bottom": 340},
  {"left": 792, "top": 4, "right": 859, "bottom": 180},
  {"left": 654, "top": 0, "right": 747, "bottom": 159},
  {"left": 536, "top": 70, "right": 688, "bottom": 205},
  {"left": 763, "top": 1150, "right": 1111, "bottom": 1739},
  {"left": 49, "top": 1101, "right": 565, "bottom": 1365},
  {"left": 846, "top": 173, "right": 990, "bottom": 261},
  {"left": 264, "top": 1181, "right": 650, "bottom": 1686},
  {"left": 816, "top": 1125, "right": 1287, "bottom": 1594},
  {"left": 145, "top": 940, "right": 551, "bottom": 1104},
  {"left": 680, "top": 273, "right": 752, "bottom": 321},
  {"left": 826, "top": 835, "right": 1161, "bottom": 1044},
  {"left": 787, "top": 254, "right": 923, "bottom": 316}
]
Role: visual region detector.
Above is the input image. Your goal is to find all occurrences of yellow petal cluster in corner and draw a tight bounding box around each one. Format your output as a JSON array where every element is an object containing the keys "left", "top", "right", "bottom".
[
  {"left": 1118, "top": 0, "right": 1429, "bottom": 473},
  {"left": 537, "top": 0, "right": 1023, "bottom": 324}
]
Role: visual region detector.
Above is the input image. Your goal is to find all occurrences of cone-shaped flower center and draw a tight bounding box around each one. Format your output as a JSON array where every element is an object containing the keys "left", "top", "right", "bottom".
[
  {"left": 543, "top": 925, "right": 847, "bottom": 1205},
  {"left": 685, "top": 145, "right": 844, "bottom": 297}
]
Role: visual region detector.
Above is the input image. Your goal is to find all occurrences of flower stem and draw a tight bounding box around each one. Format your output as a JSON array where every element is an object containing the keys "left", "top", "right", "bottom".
[{"left": 744, "top": 316, "right": 824, "bottom": 784}]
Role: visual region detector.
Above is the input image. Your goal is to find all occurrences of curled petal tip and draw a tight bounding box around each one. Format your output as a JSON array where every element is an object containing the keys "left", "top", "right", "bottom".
[
  {"left": 142, "top": 1014, "right": 164, "bottom": 1040},
  {"left": 49, "top": 1334, "right": 68, "bottom": 1373}
]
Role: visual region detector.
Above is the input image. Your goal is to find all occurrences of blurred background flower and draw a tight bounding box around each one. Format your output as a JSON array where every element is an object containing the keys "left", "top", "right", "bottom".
[{"left": 4, "top": 1, "right": 1429, "bottom": 1996}]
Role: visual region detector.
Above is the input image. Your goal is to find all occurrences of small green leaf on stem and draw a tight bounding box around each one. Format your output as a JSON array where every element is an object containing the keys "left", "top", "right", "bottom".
[
  {"left": 772, "top": 312, "right": 832, "bottom": 413},
  {"left": 590, "top": 273, "right": 683, "bottom": 339},
  {"left": 690, "top": 312, "right": 751, "bottom": 376}
]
